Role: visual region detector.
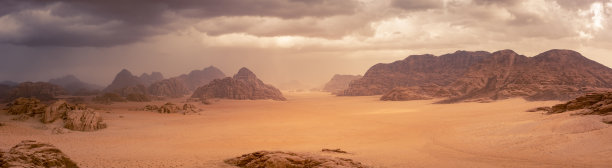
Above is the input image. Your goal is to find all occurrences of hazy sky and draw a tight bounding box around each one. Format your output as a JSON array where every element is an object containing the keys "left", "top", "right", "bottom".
[{"left": 1, "top": 0, "right": 611, "bottom": 89}]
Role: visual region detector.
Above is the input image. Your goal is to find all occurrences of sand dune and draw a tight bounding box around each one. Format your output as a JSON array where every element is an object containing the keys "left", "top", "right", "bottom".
[{"left": 0, "top": 92, "right": 610, "bottom": 167}]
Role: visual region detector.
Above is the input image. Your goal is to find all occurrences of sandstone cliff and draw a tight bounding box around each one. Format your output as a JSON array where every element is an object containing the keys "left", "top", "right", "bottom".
[{"left": 343, "top": 49, "right": 612, "bottom": 103}]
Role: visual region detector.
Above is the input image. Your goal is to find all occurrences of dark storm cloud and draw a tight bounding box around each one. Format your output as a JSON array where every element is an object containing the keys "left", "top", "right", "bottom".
[
  {"left": 390, "top": 0, "right": 443, "bottom": 11},
  {"left": 0, "top": 0, "right": 357, "bottom": 47}
]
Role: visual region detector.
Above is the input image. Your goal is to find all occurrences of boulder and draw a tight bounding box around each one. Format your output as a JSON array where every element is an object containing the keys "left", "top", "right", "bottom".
[
  {"left": 4, "top": 97, "right": 47, "bottom": 119},
  {"left": 43, "top": 100, "right": 87, "bottom": 123},
  {"left": 225, "top": 151, "right": 369, "bottom": 168},
  {"left": 157, "top": 102, "right": 180, "bottom": 113},
  {"left": 64, "top": 109, "right": 107, "bottom": 131},
  {"left": 0, "top": 140, "right": 78, "bottom": 168}
]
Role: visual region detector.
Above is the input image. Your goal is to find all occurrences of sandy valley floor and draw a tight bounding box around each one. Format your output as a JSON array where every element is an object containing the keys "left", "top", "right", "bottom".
[{"left": 1, "top": 92, "right": 611, "bottom": 168}]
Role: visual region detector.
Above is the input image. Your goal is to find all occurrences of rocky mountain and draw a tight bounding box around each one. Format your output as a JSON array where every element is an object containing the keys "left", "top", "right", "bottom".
[
  {"left": 103, "top": 69, "right": 164, "bottom": 92},
  {"left": 138, "top": 72, "right": 164, "bottom": 86},
  {"left": 48, "top": 75, "right": 102, "bottom": 94},
  {"left": 103, "top": 69, "right": 143, "bottom": 92},
  {"left": 341, "top": 50, "right": 489, "bottom": 96},
  {"left": 6, "top": 82, "right": 65, "bottom": 101},
  {"left": 323, "top": 74, "right": 362, "bottom": 94},
  {"left": 344, "top": 49, "right": 612, "bottom": 103},
  {"left": 148, "top": 78, "right": 189, "bottom": 98},
  {"left": 145, "top": 66, "right": 225, "bottom": 98},
  {"left": 176, "top": 66, "right": 226, "bottom": 90},
  {"left": 191, "top": 67, "right": 286, "bottom": 101}
]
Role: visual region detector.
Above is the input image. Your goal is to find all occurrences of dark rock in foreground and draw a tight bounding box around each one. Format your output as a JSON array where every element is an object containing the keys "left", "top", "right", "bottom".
[
  {"left": 546, "top": 92, "right": 612, "bottom": 115},
  {"left": 191, "top": 67, "right": 286, "bottom": 101},
  {"left": 225, "top": 151, "right": 369, "bottom": 168},
  {"left": 0, "top": 140, "right": 78, "bottom": 168}
]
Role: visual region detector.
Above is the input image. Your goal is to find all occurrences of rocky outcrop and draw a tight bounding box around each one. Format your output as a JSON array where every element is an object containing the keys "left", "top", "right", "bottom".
[
  {"left": 148, "top": 78, "right": 189, "bottom": 98},
  {"left": 345, "top": 49, "right": 612, "bottom": 103},
  {"left": 42, "top": 100, "right": 87, "bottom": 123},
  {"left": 141, "top": 103, "right": 201, "bottom": 114},
  {"left": 64, "top": 109, "right": 107, "bottom": 131},
  {"left": 0, "top": 140, "right": 78, "bottom": 168},
  {"left": 225, "top": 151, "right": 369, "bottom": 168},
  {"left": 4, "top": 98, "right": 106, "bottom": 131},
  {"left": 6, "top": 82, "right": 65, "bottom": 101},
  {"left": 544, "top": 92, "right": 612, "bottom": 115},
  {"left": 191, "top": 68, "right": 286, "bottom": 101},
  {"left": 48, "top": 75, "right": 102, "bottom": 95},
  {"left": 4, "top": 97, "right": 47, "bottom": 120},
  {"left": 323, "top": 74, "right": 362, "bottom": 94}
]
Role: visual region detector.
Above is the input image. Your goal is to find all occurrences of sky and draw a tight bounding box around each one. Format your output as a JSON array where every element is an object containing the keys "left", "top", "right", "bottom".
[{"left": 0, "top": 0, "right": 611, "bottom": 89}]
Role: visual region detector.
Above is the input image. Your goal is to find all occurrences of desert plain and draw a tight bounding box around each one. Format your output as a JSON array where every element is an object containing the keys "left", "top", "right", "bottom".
[{"left": 1, "top": 91, "right": 610, "bottom": 168}]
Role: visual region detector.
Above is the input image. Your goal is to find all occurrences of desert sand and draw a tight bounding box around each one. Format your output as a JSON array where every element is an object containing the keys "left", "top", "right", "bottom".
[{"left": 1, "top": 92, "right": 611, "bottom": 168}]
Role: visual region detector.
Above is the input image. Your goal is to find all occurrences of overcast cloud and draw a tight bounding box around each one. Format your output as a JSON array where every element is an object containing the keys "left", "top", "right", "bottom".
[{"left": 0, "top": 0, "right": 611, "bottom": 89}]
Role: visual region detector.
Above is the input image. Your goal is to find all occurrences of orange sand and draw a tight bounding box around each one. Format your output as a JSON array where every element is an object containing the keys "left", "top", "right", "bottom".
[{"left": 1, "top": 92, "right": 611, "bottom": 167}]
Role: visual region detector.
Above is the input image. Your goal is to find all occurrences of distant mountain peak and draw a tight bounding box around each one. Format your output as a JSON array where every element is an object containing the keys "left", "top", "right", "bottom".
[{"left": 234, "top": 67, "right": 257, "bottom": 81}]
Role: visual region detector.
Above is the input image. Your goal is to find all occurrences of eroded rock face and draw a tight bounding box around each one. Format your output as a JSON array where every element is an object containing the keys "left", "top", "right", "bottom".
[
  {"left": 42, "top": 100, "right": 87, "bottom": 123},
  {"left": 5, "top": 97, "right": 47, "bottom": 120},
  {"left": 148, "top": 78, "right": 189, "bottom": 98},
  {"left": 191, "top": 67, "right": 286, "bottom": 101},
  {"left": 225, "top": 151, "right": 369, "bottom": 168},
  {"left": 323, "top": 74, "right": 362, "bottom": 94},
  {"left": 64, "top": 109, "right": 107, "bottom": 131},
  {"left": 546, "top": 92, "right": 612, "bottom": 115},
  {"left": 7, "top": 82, "right": 65, "bottom": 101},
  {"left": 0, "top": 140, "right": 78, "bottom": 168},
  {"left": 343, "top": 49, "right": 612, "bottom": 103}
]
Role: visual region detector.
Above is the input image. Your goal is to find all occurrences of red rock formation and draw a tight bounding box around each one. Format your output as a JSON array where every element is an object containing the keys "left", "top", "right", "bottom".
[
  {"left": 341, "top": 51, "right": 489, "bottom": 96},
  {"left": 323, "top": 74, "right": 362, "bottom": 94},
  {"left": 345, "top": 49, "right": 612, "bottom": 103},
  {"left": 191, "top": 67, "right": 286, "bottom": 101}
]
